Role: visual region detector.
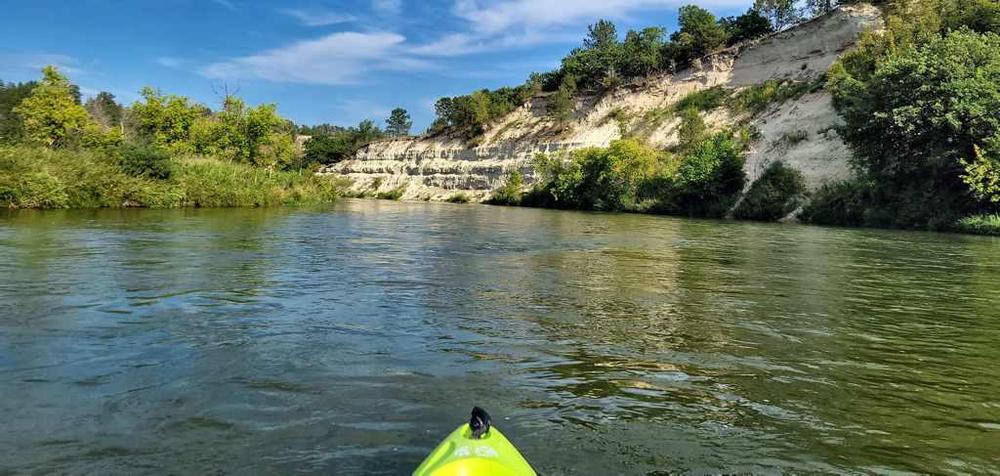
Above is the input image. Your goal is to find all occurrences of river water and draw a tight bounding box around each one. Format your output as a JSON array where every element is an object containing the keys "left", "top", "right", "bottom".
[{"left": 1, "top": 200, "right": 998, "bottom": 475}]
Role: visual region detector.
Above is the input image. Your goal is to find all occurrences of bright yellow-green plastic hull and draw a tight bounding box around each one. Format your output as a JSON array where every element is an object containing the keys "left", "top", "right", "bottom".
[{"left": 413, "top": 423, "right": 536, "bottom": 476}]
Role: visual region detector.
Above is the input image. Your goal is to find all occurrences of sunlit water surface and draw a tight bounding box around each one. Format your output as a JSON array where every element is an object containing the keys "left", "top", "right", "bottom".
[{"left": 1, "top": 200, "right": 998, "bottom": 474}]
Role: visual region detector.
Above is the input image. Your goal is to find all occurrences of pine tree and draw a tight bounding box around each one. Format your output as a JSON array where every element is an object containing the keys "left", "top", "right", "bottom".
[{"left": 385, "top": 107, "right": 412, "bottom": 137}]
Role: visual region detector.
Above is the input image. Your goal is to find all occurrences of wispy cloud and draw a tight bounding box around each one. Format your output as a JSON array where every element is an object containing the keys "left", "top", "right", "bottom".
[
  {"left": 280, "top": 8, "right": 356, "bottom": 27},
  {"left": 201, "top": 31, "right": 432, "bottom": 85},
  {"left": 200, "top": 0, "right": 748, "bottom": 85},
  {"left": 408, "top": 0, "right": 748, "bottom": 56},
  {"left": 211, "top": 0, "right": 238, "bottom": 11},
  {"left": 454, "top": 0, "right": 744, "bottom": 35},
  {"left": 372, "top": 0, "right": 403, "bottom": 15},
  {"left": 0, "top": 53, "right": 83, "bottom": 75},
  {"left": 408, "top": 30, "right": 576, "bottom": 56}
]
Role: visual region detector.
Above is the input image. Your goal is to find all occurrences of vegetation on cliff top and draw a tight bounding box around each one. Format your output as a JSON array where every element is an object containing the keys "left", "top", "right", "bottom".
[{"left": 427, "top": 4, "right": 785, "bottom": 137}]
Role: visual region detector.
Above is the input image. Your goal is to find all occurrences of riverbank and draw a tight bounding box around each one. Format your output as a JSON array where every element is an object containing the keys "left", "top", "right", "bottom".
[{"left": 0, "top": 146, "right": 344, "bottom": 209}]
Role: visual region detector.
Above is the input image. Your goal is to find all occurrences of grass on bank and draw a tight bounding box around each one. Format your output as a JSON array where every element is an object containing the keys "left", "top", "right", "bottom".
[
  {"left": 954, "top": 214, "right": 1000, "bottom": 236},
  {"left": 0, "top": 146, "right": 344, "bottom": 209}
]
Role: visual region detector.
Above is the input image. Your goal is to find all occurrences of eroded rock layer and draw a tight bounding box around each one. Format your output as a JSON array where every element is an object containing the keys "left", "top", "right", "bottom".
[{"left": 321, "top": 5, "right": 882, "bottom": 201}]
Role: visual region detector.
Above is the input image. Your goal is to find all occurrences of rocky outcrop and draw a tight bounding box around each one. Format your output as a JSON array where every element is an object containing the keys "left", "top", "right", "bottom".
[{"left": 321, "top": 4, "right": 882, "bottom": 201}]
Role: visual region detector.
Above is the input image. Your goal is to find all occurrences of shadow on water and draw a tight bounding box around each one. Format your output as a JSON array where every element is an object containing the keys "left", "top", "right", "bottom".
[{"left": 1, "top": 201, "right": 999, "bottom": 474}]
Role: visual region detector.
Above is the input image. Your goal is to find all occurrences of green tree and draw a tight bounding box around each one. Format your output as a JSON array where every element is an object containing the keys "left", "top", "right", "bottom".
[
  {"left": 562, "top": 20, "right": 623, "bottom": 89},
  {"left": 676, "top": 5, "right": 730, "bottom": 55},
  {"left": 354, "top": 119, "right": 383, "bottom": 144},
  {"left": 807, "top": 0, "right": 836, "bottom": 16},
  {"left": 0, "top": 79, "right": 37, "bottom": 143},
  {"left": 672, "top": 133, "right": 746, "bottom": 216},
  {"left": 734, "top": 161, "right": 807, "bottom": 220},
  {"left": 961, "top": 143, "right": 1000, "bottom": 204},
  {"left": 130, "top": 86, "right": 206, "bottom": 149},
  {"left": 529, "top": 138, "right": 666, "bottom": 210},
  {"left": 385, "top": 107, "right": 412, "bottom": 136},
  {"left": 215, "top": 96, "right": 293, "bottom": 167},
  {"left": 303, "top": 119, "right": 385, "bottom": 165},
  {"left": 666, "top": 5, "right": 731, "bottom": 67},
  {"left": 488, "top": 170, "right": 526, "bottom": 205},
  {"left": 943, "top": 0, "right": 1000, "bottom": 33},
  {"left": 754, "top": 0, "right": 800, "bottom": 29},
  {"left": 676, "top": 107, "right": 708, "bottom": 152},
  {"left": 14, "top": 66, "right": 109, "bottom": 148},
  {"left": 585, "top": 19, "right": 619, "bottom": 49},
  {"left": 833, "top": 30, "right": 1000, "bottom": 227},
  {"left": 619, "top": 27, "right": 666, "bottom": 77},
  {"left": 547, "top": 74, "right": 577, "bottom": 123},
  {"left": 720, "top": 8, "right": 775, "bottom": 45},
  {"left": 84, "top": 91, "right": 124, "bottom": 128}
]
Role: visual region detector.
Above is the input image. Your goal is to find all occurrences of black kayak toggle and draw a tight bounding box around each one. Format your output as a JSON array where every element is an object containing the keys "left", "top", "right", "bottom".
[{"left": 469, "top": 406, "right": 491, "bottom": 439}]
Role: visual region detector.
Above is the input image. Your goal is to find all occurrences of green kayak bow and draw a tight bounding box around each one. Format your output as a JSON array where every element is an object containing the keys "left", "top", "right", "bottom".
[{"left": 413, "top": 407, "right": 537, "bottom": 476}]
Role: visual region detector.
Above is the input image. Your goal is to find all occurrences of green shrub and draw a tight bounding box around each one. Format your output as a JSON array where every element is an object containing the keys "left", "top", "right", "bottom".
[
  {"left": 664, "top": 133, "right": 747, "bottom": 217},
  {"left": 0, "top": 145, "right": 342, "bottom": 209},
  {"left": 828, "top": 30, "right": 1000, "bottom": 230},
  {"left": 375, "top": 186, "right": 405, "bottom": 200},
  {"left": 119, "top": 143, "right": 174, "bottom": 179},
  {"left": 487, "top": 171, "right": 525, "bottom": 205},
  {"left": 675, "top": 107, "right": 707, "bottom": 152},
  {"left": 954, "top": 214, "right": 1000, "bottom": 235},
  {"left": 602, "top": 107, "right": 633, "bottom": 136},
  {"left": 734, "top": 161, "right": 806, "bottom": 221},
  {"left": 729, "top": 79, "right": 815, "bottom": 115},
  {"left": 799, "top": 180, "right": 873, "bottom": 227},
  {"left": 0, "top": 170, "right": 70, "bottom": 208},
  {"left": 529, "top": 139, "right": 668, "bottom": 211},
  {"left": 445, "top": 192, "right": 471, "bottom": 203},
  {"left": 674, "top": 86, "right": 730, "bottom": 112}
]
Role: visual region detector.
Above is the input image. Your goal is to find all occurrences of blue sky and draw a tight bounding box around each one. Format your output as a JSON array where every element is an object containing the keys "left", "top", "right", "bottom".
[{"left": 0, "top": 0, "right": 752, "bottom": 130}]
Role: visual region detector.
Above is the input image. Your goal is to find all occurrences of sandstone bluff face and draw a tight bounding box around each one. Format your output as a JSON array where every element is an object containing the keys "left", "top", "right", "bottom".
[{"left": 319, "top": 5, "right": 882, "bottom": 202}]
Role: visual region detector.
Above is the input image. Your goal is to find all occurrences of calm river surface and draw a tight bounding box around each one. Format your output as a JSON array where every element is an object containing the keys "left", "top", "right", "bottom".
[{"left": 1, "top": 200, "right": 999, "bottom": 475}]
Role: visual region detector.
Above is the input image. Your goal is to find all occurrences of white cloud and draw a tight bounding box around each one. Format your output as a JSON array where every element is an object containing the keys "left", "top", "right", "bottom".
[
  {"left": 453, "top": 0, "right": 747, "bottom": 36},
  {"left": 372, "top": 0, "right": 403, "bottom": 15},
  {"left": 198, "top": 0, "right": 751, "bottom": 85},
  {"left": 408, "top": 30, "right": 575, "bottom": 56},
  {"left": 0, "top": 53, "right": 82, "bottom": 75},
  {"left": 280, "top": 8, "right": 356, "bottom": 27},
  {"left": 200, "top": 31, "right": 432, "bottom": 85},
  {"left": 406, "top": 0, "right": 749, "bottom": 56}
]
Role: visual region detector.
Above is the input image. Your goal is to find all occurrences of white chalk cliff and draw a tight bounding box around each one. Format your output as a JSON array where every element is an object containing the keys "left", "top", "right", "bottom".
[{"left": 321, "top": 4, "right": 882, "bottom": 202}]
